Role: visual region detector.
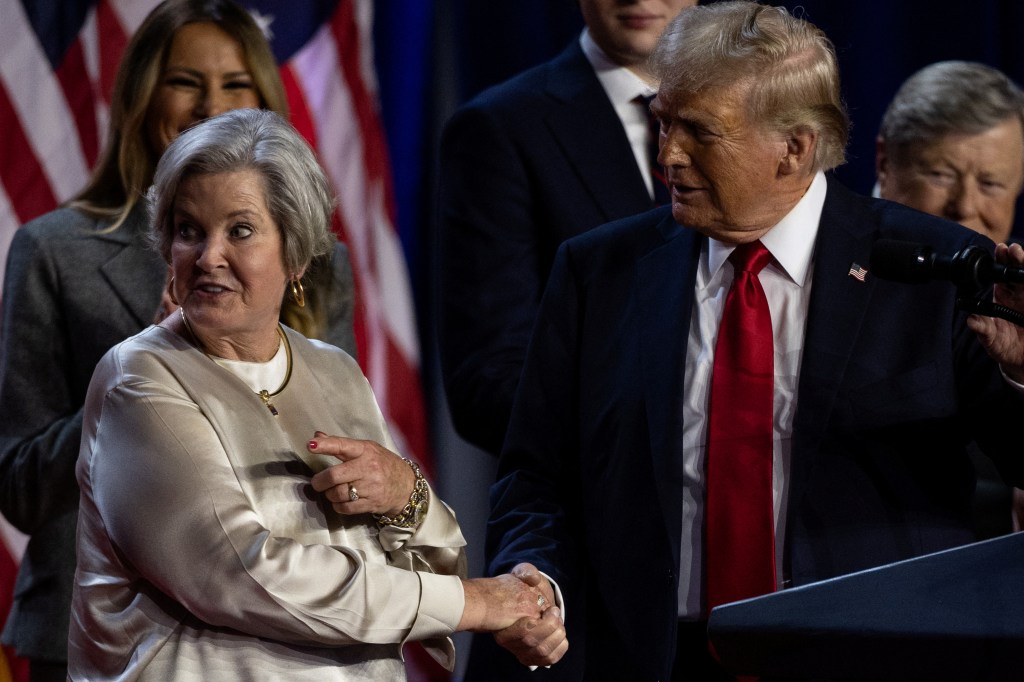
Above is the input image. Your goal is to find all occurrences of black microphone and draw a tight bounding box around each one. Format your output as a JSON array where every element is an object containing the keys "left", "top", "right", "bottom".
[{"left": 869, "top": 239, "right": 1024, "bottom": 290}]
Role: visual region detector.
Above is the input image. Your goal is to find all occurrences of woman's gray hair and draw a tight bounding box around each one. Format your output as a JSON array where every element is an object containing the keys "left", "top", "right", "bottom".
[
  {"left": 879, "top": 60, "right": 1024, "bottom": 164},
  {"left": 650, "top": 0, "right": 849, "bottom": 172},
  {"left": 148, "top": 108, "right": 335, "bottom": 275}
]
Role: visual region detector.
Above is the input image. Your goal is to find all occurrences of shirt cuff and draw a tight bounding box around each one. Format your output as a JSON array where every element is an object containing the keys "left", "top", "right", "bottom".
[
  {"left": 407, "top": 571, "right": 464, "bottom": 640},
  {"left": 1001, "top": 365, "right": 1024, "bottom": 394}
]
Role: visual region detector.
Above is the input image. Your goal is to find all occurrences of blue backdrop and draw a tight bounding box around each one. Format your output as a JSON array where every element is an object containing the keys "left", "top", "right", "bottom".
[{"left": 375, "top": 1, "right": 1024, "bottom": 300}]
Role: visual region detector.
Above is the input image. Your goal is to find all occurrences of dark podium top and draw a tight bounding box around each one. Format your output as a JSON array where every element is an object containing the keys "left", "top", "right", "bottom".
[{"left": 707, "top": 533, "right": 1024, "bottom": 680}]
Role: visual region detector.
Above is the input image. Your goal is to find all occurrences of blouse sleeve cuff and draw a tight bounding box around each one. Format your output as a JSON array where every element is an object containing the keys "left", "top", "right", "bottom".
[
  {"left": 406, "top": 571, "right": 464, "bottom": 640},
  {"left": 378, "top": 483, "right": 466, "bottom": 553}
]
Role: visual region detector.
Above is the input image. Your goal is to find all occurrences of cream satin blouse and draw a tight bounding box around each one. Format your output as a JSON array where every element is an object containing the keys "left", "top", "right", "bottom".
[{"left": 69, "top": 325, "right": 466, "bottom": 680}]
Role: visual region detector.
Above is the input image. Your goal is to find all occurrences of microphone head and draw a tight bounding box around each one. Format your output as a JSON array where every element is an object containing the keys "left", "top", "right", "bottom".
[{"left": 869, "top": 239, "right": 936, "bottom": 283}]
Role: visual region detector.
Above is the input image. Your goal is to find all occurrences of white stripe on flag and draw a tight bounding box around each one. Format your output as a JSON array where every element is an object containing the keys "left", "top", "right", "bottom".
[
  {"left": 290, "top": 23, "right": 419, "bottom": 364},
  {"left": 290, "top": 25, "right": 368, "bottom": 268},
  {"left": 0, "top": 514, "right": 27, "bottom": 565},
  {"left": 367, "top": 181, "right": 418, "bottom": 361},
  {"left": 0, "top": 182, "right": 16, "bottom": 289},
  {"left": 289, "top": 25, "right": 387, "bottom": 393},
  {"left": 78, "top": 6, "right": 111, "bottom": 150},
  {"left": 353, "top": 0, "right": 379, "bottom": 99},
  {"left": 0, "top": 0, "right": 91, "bottom": 202},
  {"left": 109, "top": 0, "right": 162, "bottom": 33}
]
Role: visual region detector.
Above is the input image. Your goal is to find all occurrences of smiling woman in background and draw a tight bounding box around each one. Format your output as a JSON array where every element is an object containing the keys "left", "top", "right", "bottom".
[{"left": 0, "top": 3, "right": 354, "bottom": 680}]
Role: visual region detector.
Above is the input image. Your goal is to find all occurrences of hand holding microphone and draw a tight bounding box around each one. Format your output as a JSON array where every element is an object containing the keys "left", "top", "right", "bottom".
[
  {"left": 870, "top": 239, "right": 1024, "bottom": 379},
  {"left": 869, "top": 239, "right": 1024, "bottom": 289},
  {"left": 964, "top": 242, "right": 1024, "bottom": 381}
]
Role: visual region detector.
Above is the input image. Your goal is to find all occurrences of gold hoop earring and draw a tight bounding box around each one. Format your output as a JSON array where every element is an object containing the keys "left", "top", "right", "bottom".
[
  {"left": 168, "top": 276, "right": 178, "bottom": 306},
  {"left": 290, "top": 279, "right": 306, "bottom": 308}
]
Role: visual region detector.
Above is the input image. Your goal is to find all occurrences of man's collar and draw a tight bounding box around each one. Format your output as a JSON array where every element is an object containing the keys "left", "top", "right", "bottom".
[
  {"left": 708, "top": 171, "right": 827, "bottom": 286},
  {"left": 580, "top": 29, "right": 656, "bottom": 102}
]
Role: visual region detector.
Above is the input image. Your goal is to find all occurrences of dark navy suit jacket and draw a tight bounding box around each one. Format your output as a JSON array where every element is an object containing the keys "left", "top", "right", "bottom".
[
  {"left": 437, "top": 39, "right": 654, "bottom": 455},
  {"left": 483, "top": 179, "right": 1024, "bottom": 681}
]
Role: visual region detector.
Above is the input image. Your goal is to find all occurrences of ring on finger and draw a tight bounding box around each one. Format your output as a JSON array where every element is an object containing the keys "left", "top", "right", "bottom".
[{"left": 349, "top": 485, "right": 359, "bottom": 502}]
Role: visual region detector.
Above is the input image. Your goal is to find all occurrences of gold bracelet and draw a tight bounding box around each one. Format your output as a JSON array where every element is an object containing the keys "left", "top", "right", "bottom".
[{"left": 374, "top": 458, "right": 429, "bottom": 529}]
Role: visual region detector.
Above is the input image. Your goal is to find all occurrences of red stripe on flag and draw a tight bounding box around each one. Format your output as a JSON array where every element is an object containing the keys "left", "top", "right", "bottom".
[
  {"left": 0, "top": 538, "right": 28, "bottom": 682},
  {"left": 330, "top": 4, "right": 397, "bottom": 224},
  {"left": 96, "top": 0, "right": 130, "bottom": 105},
  {"left": 327, "top": 1, "right": 431, "bottom": 468},
  {"left": 0, "top": 80, "right": 59, "bottom": 223},
  {"left": 284, "top": 72, "right": 370, "bottom": 369},
  {"left": 54, "top": 39, "right": 99, "bottom": 168},
  {"left": 329, "top": 3, "right": 380, "bottom": 278},
  {"left": 280, "top": 64, "right": 319, "bottom": 151},
  {"left": 384, "top": 333, "right": 432, "bottom": 477}
]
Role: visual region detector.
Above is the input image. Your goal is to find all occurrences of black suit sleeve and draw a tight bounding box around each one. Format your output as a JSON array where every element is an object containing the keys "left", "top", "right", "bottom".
[
  {"left": 437, "top": 102, "right": 548, "bottom": 455},
  {"left": 486, "top": 241, "right": 583, "bottom": 598}
]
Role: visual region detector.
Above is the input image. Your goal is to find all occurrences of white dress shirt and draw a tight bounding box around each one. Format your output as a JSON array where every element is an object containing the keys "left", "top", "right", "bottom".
[
  {"left": 579, "top": 29, "right": 658, "bottom": 199},
  {"left": 678, "top": 171, "right": 828, "bottom": 618}
]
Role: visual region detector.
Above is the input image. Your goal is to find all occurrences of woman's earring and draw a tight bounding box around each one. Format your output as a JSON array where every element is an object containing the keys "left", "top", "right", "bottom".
[
  {"left": 168, "top": 276, "right": 178, "bottom": 306},
  {"left": 290, "top": 279, "right": 306, "bottom": 308}
]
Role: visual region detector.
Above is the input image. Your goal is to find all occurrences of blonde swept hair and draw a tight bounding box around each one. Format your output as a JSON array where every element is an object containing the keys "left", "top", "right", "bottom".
[{"left": 650, "top": 1, "right": 849, "bottom": 172}]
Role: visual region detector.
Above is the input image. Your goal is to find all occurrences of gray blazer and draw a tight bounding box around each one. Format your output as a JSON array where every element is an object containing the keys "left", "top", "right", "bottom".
[{"left": 0, "top": 204, "right": 356, "bottom": 661}]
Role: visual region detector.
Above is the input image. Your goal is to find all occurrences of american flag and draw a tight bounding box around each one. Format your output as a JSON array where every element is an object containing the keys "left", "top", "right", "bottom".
[
  {"left": 848, "top": 262, "right": 868, "bottom": 282},
  {"left": 0, "top": 0, "right": 435, "bottom": 678}
]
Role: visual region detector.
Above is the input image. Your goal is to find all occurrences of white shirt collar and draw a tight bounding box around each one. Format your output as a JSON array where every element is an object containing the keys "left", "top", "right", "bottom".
[
  {"left": 707, "top": 171, "right": 828, "bottom": 287},
  {"left": 580, "top": 29, "right": 656, "bottom": 105}
]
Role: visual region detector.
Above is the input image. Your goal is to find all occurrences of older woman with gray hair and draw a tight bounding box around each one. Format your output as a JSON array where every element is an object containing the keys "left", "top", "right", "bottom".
[{"left": 68, "top": 108, "right": 549, "bottom": 681}]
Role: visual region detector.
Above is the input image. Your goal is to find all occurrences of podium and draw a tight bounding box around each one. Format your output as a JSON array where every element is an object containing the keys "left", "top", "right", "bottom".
[{"left": 707, "top": 533, "right": 1024, "bottom": 680}]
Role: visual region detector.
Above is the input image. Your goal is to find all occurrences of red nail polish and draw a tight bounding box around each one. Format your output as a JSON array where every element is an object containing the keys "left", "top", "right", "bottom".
[{"left": 308, "top": 440, "right": 318, "bottom": 450}]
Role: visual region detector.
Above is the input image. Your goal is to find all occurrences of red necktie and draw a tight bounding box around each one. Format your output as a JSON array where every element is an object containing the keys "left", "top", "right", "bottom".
[
  {"left": 706, "top": 240, "right": 776, "bottom": 611},
  {"left": 637, "top": 95, "right": 671, "bottom": 206}
]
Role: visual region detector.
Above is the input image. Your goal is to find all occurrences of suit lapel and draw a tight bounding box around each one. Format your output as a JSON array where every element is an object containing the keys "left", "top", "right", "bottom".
[
  {"left": 94, "top": 208, "right": 167, "bottom": 327},
  {"left": 788, "top": 179, "right": 879, "bottom": 515},
  {"left": 542, "top": 43, "right": 653, "bottom": 221},
  {"left": 637, "top": 216, "right": 702, "bottom": 559}
]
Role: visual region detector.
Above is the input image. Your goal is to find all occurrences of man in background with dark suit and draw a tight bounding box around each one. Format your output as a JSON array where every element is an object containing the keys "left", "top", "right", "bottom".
[
  {"left": 437, "top": 0, "right": 695, "bottom": 457},
  {"left": 876, "top": 60, "right": 1024, "bottom": 540},
  {"left": 483, "top": 2, "right": 1024, "bottom": 679},
  {"left": 876, "top": 60, "right": 1024, "bottom": 248},
  {"left": 439, "top": 2, "right": 695, "bottom": 678}
]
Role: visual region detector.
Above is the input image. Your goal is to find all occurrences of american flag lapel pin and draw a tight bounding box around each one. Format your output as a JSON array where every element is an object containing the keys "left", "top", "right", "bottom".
[{"left": 848, "top": 263, "right": 868, "bottom": 282}]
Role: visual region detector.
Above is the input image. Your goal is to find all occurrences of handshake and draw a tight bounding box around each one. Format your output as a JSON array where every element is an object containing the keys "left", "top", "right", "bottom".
[{"left": 459, "top": 562, "right": 569, "bottom": 667}]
